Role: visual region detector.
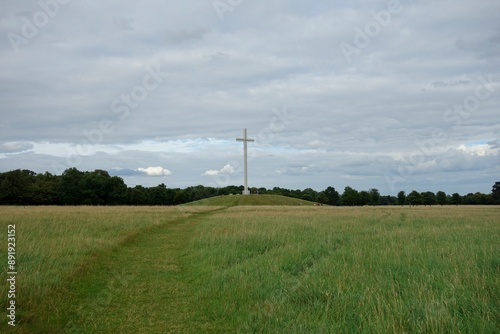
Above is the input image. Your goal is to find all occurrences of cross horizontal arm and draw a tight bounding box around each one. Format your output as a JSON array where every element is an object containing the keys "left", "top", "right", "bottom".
[{"left": 236, "top": 138, "right": 255, "bottom": 142}]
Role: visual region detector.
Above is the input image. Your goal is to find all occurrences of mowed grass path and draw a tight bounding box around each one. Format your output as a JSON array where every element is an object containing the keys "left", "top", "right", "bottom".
[
  {"left": 1, "top": 205, "right": 499, "bottom": 333},
  {"left": 0, "top": 206, "right": 218, "bottom": 333}
]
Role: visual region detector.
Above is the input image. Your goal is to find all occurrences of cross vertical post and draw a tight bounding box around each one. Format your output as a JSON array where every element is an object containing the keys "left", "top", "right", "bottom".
[{"left": 236, "top": 128, "right": 254, "bottom": 195}]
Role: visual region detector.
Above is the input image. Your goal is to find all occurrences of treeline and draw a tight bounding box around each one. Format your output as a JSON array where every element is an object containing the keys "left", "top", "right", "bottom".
[{"left": 0, "top": 168, "right": 499, "bottom": 206}]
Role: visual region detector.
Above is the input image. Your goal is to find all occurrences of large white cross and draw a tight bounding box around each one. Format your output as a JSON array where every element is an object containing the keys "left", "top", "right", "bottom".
[{"left": 236, "top": 128, "right": 254, "bottom": 195}]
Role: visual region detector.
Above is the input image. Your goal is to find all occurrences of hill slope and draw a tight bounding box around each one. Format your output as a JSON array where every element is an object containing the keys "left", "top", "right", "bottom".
[{"left": 183, "top": 194, "right": 318, "bottom": 206}]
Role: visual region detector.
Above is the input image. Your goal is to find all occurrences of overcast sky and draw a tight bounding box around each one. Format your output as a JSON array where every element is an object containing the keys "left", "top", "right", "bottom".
[{"left": 1, "top": 0, "right": 499, "bottom": 195}]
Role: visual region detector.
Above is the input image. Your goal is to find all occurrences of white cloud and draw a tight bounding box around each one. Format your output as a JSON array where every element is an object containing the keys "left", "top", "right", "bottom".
[
  {"left": 458, "top": 143, "right": 499, "bottom": 157},
  {"left": 202, "top": 164, "right": 236, "bottom": 176},
  {"left": 137, "top": 166, "right": 172, "bottom": 176}
]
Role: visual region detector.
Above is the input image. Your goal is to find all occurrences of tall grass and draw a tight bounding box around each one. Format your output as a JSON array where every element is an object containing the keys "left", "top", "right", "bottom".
[
  {"left": 0, "top": 206, "right": 200, "bottom": 333},
  {"left": 187, "top": 206, "right": 500, "bottom": 333},
  {"left": 0, "top": 205, "right": 498, "bottom": 333}
]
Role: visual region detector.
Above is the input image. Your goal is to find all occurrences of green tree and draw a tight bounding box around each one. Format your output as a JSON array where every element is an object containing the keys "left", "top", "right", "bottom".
[
  {"left": 369, "top": 188, "right": 380, "bottom": 205},
  {"left": 463, "top": 192, "right": 492, "bottom": 205},
  {"left": 450, "top": 193, "right": 462, "bottom": 205},
  {"left": 80, "top": 170, "right": 128, "bottom": 205},
  {"left": 316, "top": 192, "right": 328, "bottom": 204},
  {"left": 128, "top": 185, "right": 150, "bottom": 205},
  {"left": 358, "top": 191, "right": 371, "bottom": 206},
  {"left": 301, "top": 193, "right": 314, "bottom": 202},
  {"left": 225, "top": 185, "right": 244, "bottom": 195},
  {"left": 59, "top": 168, "right": 85, "bottom": 205},
  {"left": 301, "top": 188, "right": 318, "bottom": 202},
  {"left": 32, "top": 172, "right": 60, "bottom": 205},
  {"left": 379, "top": 195, "right": 397, "bottom": 205},
  {"left": 436, "top": 191, "right": 447, "bottom": 205},
  {"left": 149, "top": 183, "right": 169, "bottom": 205},
  {"left": 492, "top": 181, "right": 500, "bottom": 203},
  {"left": 325, "top": 186, "right": 340, "bottom": 206},
  {"left": 397, "top": 191, "right": 406, "bottom": 205},
  {"left": 80, "top": 170, "right": 107, "bottom": 205},
  {"left": 0, "top": 169, "right": 36, "bottom": 204},
  {"left": 173, "top": 190, "right": 190, "bottom": 205},
  {"left": 406, "top": 190, "right": 422, "bottom": 206},
  {"left": 107, "top": 176, "right": 127, "bottom": 205},
  {"left": 257, "top": 187, "right": 268, "bottom": 195},
  {"left": 341, "top": 186, "right": 359, "bottom": 206},
  {"left": 291, "top": 189, "right": 303, "bottom": 199},
  {"left": 421, "top": 191, "right": 437, "bottom": 205},
  {"left": 186, "top": 185, "right": 202, "bottom": 201}
]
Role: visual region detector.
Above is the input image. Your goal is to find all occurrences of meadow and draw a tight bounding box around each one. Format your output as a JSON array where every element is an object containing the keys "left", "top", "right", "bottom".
[{"left": 0, "top": 202, "right": 498, "bottom": 333}]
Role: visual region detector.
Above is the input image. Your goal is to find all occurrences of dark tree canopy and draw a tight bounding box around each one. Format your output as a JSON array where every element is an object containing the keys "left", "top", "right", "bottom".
[
  {"left": 436, "top": 191, "right": 447, "bottom": 205},
  {"left": 492, "top": 181, "right": 500, "bottom": 203},
  {"left": 341, "top": 187, "right": 359, "bottom": 206},
  {"left": 406, "top": 191, "right": 423, "bottom": 206},
  {"left": 451, "top": 193, "right": 462, "bottom": 205},
  {"left": 0, "top": 169, "right": 497, "bottom": 206},
  {"left": 321, "top": 186, "right": 340, "bottom": 206},
  {"left": 397, "top": 191, "right": 406, "bottom": 205}
]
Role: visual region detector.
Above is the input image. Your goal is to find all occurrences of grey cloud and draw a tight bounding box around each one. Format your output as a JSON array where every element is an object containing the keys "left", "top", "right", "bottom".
[
  {"left": 114, "top": 18, "right": 135, "bottom": 31},
  {"left": 109, "top": 168, "right": 142, "bottom": 177},
  {"left": 0, "top": 0, "right": 499, "bottom": 194},
  {"left": 165, "top": 27, "right": 211, "bottom": 43},
  {"left": 455, "top": 29, "right": 500, "bottom": 61},
  {"left": 430, "top": 79, "right": 472, "bottom": 88},
  {"left": 487, "top": 139, "right": 500, "bottom": 150},
  {"left": 0, "top": 142, "right": 34, "bottom": 154}
]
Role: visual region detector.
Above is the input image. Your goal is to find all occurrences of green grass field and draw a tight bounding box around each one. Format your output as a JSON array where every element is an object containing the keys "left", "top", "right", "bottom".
[
  {"left": 0, "top": 200, "right": 499, "bottom": 333},
  {"left": 184, "top": 194, "right": 317, "bottom": 206}
]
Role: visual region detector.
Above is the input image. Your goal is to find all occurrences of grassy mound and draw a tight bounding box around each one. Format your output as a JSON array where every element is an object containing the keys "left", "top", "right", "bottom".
[{"left": 183, "top": 194, "right": 318, "bottom": 206}]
